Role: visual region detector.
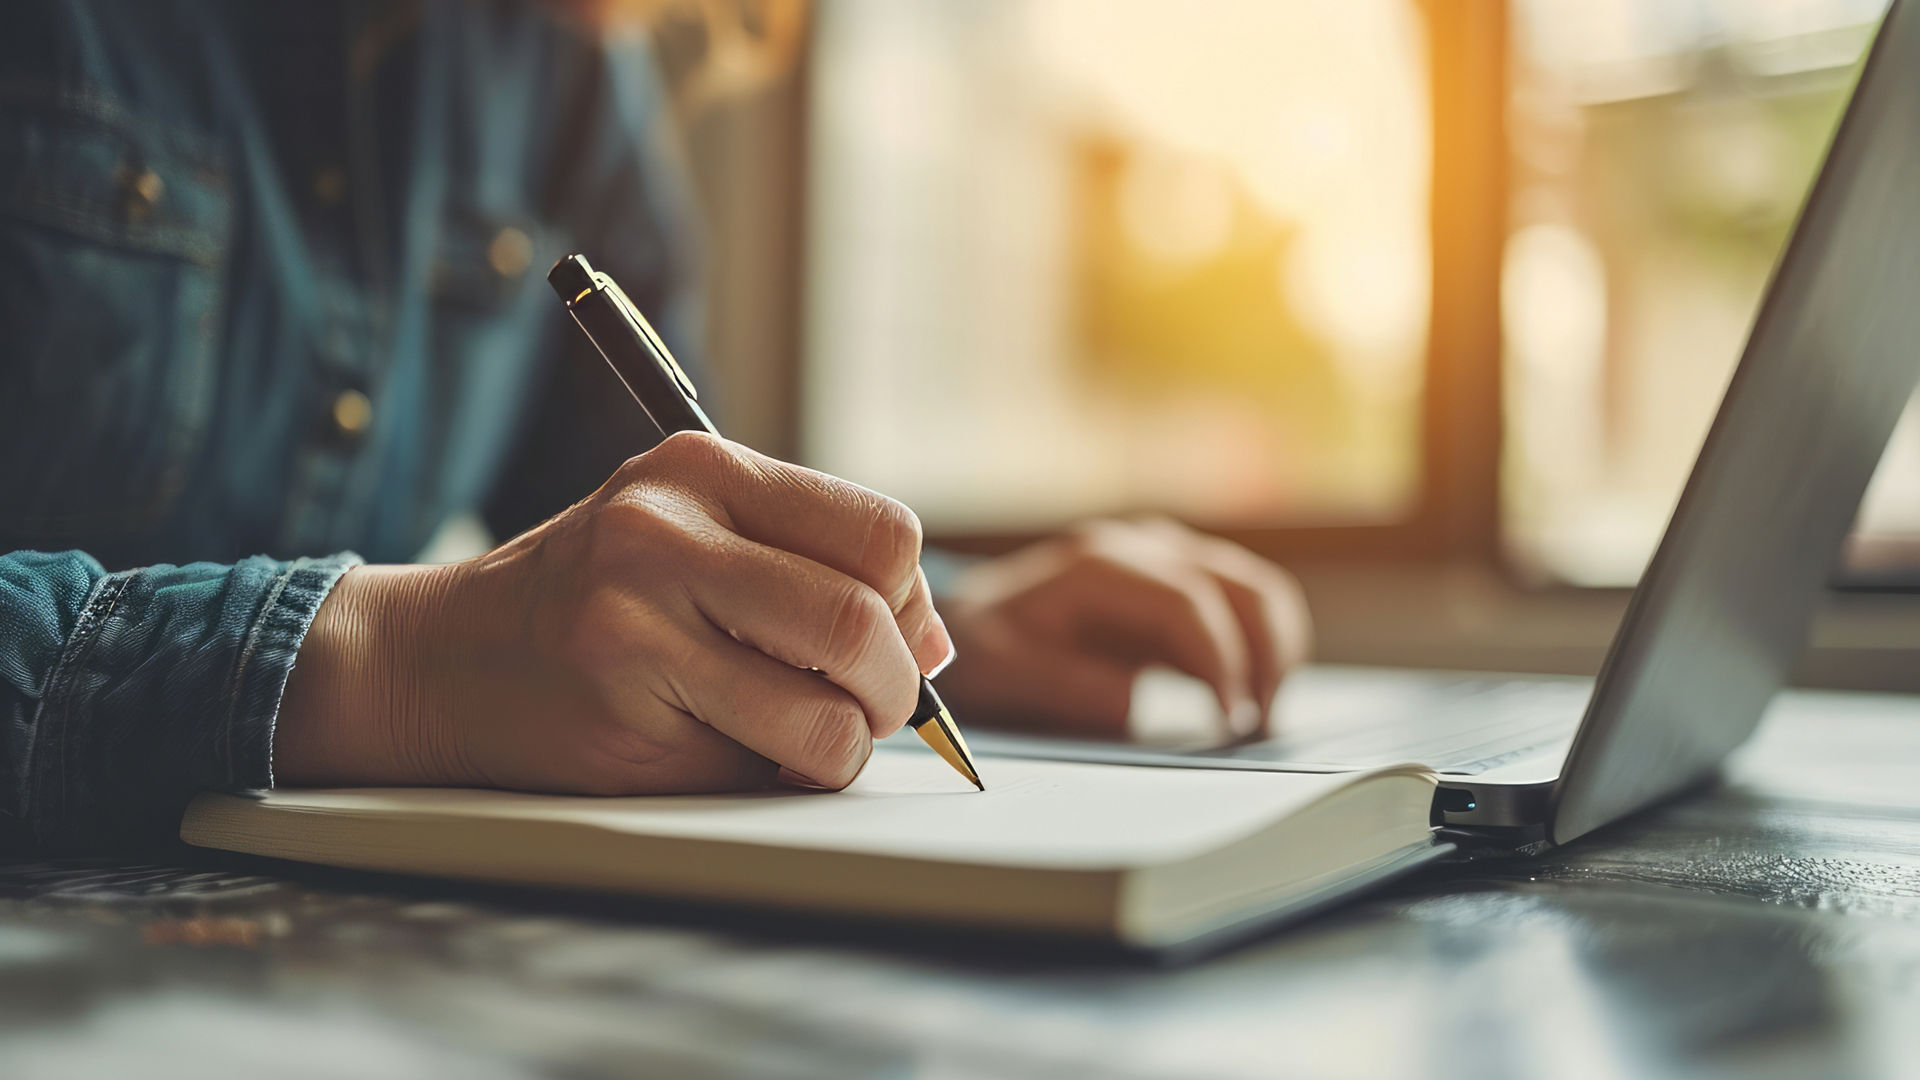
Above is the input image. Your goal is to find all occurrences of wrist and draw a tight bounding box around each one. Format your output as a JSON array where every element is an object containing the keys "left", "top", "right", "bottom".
[{"left": 275, "top": 563, "right": 469, "bottom": 786}]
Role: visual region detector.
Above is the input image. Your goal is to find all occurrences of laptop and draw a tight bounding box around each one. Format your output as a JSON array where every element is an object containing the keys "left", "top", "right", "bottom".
[{"left": 972, "top": 0, "right": 1920, "bottom": 848}]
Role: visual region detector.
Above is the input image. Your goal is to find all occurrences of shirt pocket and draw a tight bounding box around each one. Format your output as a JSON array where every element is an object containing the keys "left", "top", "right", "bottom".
[
  {"left": 0, "top": 87, "right": 233, "bottom": 543},
  {"left": 405, "top": 203, "right": 556, "bottom": 533}
]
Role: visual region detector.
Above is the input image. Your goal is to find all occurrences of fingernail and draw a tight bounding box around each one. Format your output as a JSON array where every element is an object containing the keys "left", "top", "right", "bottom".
[
  {"left": 920, "top": 621, "right": 957, "bottom": 677},
  {"left": 776, "top": 766, "right": 833, "bottom": 791},
  {"left": 1228, "top": 698, "right": 1261, "bottom": 737}
]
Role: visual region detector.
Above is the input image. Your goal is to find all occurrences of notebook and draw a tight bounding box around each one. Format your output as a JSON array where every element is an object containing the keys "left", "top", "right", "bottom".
[{"left": 180, "top": 749, "right": 1441, "bottom": 951}]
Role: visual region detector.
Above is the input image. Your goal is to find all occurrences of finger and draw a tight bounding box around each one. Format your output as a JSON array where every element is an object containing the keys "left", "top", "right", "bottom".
[
  {"left": 1123, "top": 519, "right": 1311, "bottom": 722},
  {"left": 573, "top": 706, "right": 779, "bottom": 795},
  {"left": 947, "top": 642, "right": 1137, "bottom": 739},
  {"left": 896, "top": 564, "right": 954, "bottom": 675},
  {"left": 738, "top": 465, "right": 949, "bottom": 674},
  {"left": 1212, "top": 574, "right": 1280, "bottom": 734},
  {"left": 680, "top": 533, "right": 922, "bottom": 737},
  {"left": 655, "top": 623, "right": 875, "bottom": 790},
  {"left": 635, "top": 434, "right": 949, "bottom": 672},
  {"left": 1184, "top": 538, "right": 1312, "bottom": 722},
  {"left": 1205, "top": 538, "right": 1313, "bottom": 699},
  {"left": 1058, "top": 551, "right": 1255, "bottom": 730}
]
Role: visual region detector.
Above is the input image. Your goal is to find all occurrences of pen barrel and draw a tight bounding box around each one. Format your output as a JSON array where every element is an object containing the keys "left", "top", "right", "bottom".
[{"left": 566, "top": 299, "right": 718, "bottom": 438}]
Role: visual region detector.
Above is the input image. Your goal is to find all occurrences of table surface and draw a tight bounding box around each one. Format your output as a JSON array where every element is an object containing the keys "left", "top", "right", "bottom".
[{"left": 2, "top": 686, "right": 1918, "bottom": 1080}]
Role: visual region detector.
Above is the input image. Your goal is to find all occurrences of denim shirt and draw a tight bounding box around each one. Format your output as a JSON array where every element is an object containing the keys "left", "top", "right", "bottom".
[{"left": 0, "top": 1, "right": 702, "bottom": 852}]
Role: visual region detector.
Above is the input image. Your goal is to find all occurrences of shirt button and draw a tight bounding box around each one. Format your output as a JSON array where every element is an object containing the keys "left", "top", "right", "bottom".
[
  {"left": 312, "top": 165, "right": 347, "bottom": 206},
  {"left": 123, "top": 168, "right": 164, "bottom": 221},
  {"left": 487, "top": 226, "right": 532, "bottom": 279},
  {"left": 330, "top": 389, "right": 373, "bottom": 440}
]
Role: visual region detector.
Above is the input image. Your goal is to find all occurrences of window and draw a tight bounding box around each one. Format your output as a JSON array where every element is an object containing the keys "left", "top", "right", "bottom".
[
  {"left": 799, "top": 0, "right": 1919, "bottom": 585},
  {"left": 1502, "top": 0, "right": 1903, "bottom": 585},
  {"left": 804, "top": 0, "right": 1431, "bottom": 533}
]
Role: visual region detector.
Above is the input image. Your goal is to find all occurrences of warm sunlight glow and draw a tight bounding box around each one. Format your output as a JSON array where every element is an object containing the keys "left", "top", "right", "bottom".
[{"left": 807, "top": 0, "right": 1429, "bottom": 530}]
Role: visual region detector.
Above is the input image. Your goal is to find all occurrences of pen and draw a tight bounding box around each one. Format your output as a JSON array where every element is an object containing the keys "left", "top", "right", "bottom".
[{"left": 547, "top": 253, "right": 984, "bottom": 791}]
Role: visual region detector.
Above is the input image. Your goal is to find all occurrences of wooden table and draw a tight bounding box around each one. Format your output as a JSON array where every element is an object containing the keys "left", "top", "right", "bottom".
[{"left": 2, "top": 686, "right": 1917, "bottom": 1079}]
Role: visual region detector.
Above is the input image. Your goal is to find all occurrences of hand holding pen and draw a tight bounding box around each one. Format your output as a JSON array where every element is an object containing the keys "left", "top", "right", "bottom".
[
  {"left": 548, "top": 253, "right": 983, "bottom": 789},
  {"left": 273, "top": 269, "right": 972, "bottom": 796}
]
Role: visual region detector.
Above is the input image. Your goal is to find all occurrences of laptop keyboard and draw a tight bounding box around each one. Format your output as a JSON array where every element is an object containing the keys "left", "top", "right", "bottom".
[{"left": 1199, "top": 677, "right": 1589, "bottom": 775}]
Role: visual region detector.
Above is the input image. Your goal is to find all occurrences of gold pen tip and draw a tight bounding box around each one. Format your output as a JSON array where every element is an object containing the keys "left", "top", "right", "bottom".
[{"left": 911, "top": 686, "right": 986, "bottom": 791}]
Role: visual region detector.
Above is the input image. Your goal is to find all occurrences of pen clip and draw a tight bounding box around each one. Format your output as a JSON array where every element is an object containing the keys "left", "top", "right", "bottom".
[{"left": 602, "top": 277, "right": 699, "bottom": 401}]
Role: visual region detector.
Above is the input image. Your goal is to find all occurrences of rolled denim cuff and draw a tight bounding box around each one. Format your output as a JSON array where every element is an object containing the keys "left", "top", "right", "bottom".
[
  {"left": 241, "top": 555, "right": 364, "bottom": 789},
  {"left": 29, "top": 552, "right": 361, "bottom": 851}
]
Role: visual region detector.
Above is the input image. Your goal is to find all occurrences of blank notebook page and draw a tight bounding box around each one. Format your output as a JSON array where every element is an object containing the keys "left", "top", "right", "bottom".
[{"left": 235, "top": 749, "right": 1409, "bottom": 870}]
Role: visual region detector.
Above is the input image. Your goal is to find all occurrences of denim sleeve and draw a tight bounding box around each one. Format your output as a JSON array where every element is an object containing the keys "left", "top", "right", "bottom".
[{"left": 0, "top": 549, "right": 359, "bottom": 854}]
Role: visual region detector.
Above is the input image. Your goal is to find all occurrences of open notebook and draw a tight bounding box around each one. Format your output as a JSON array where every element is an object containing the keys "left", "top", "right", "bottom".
[{"left": 182, "top": 750, "right": 1440, "bottom": 951}]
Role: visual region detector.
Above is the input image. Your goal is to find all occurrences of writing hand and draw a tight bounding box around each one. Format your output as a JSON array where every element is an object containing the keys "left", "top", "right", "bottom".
[{"left": 275, "top": 432, "right": 952, "bottom": 793}]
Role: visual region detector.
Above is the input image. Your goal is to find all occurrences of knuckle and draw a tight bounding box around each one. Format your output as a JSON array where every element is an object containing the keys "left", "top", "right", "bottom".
[
  {"left": 794, "top": 700, "right": 869, "bottom": 788},
  {"left": 654, "top": 430, "right": 739, "bottom": 479},
  {"left": 1130, "top": 512, "right": 1184, "bottom": 536},
  {"left": 823, "top": 582, "right": 889, "bottom": 672},
  {"left": 1270, "top": 565, "right": 1307, "bottom": 605},
  {"left": 592, "top": 497, "right": 681, "bottom": 558},
  {"left": 1066, "top": 537, "right": 1126, "bottom": 575},
  {"left": 862, "top": 497, "right": 924, "bottom": 589},
  {"left": 1065, "top": 522, "right": 1142, "bottom": 570},
  {"left": 1064, "top": 519, "right": 1113, "bottom": 554},
  {"left": 611, "top": 453, "right": 653, "bottom": 485},
  {"left": 658, "top": 429, "right": 722, "bottom": 457}
]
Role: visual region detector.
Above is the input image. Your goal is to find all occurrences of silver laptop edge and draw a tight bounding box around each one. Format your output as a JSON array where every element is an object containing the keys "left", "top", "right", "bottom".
[{"left": 1547, "top": 0, "right": 1920, "bottom": 844}]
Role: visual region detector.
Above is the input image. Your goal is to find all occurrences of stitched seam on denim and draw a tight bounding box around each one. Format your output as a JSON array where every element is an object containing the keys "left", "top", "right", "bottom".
[
  {"left": 39, "top": 573, "right": 129, "bottom": 839},
  {"left": 0, "top": 79, "right": 227, "bottom": 171},
  {"left": 2, "top": 570, "right": 107, "bottom": 825},
  {"left": 0, "top": 197, "right": 227, "bottom": 267},
  {"left": 224, "top": 565, "right": 297, "bottom": 788},
  {"left": 259, "top": 557, "right": 361, "bottom": 789},
  {"left": 0, "top": 86, "right": 233, "bottom": 265}
]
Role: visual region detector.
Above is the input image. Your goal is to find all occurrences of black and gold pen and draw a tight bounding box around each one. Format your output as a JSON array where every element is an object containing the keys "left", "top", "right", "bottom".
[{"left": 547, "top": 253, "right": 984, "bottom": 790}]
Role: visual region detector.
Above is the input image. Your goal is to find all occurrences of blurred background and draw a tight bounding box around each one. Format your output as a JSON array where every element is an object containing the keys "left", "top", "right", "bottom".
[{"left": 663, "top": 0, "right": 1920, "bottom": 687}]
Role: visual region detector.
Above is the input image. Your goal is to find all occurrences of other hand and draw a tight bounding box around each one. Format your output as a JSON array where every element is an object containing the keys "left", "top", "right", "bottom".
[
  {"left": 934, "top": 518, "right": 1310, "bottom": 740},
  {"left": 275, "top": 432, "right": 952, "bottom": 794}
]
